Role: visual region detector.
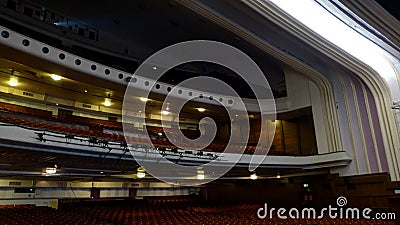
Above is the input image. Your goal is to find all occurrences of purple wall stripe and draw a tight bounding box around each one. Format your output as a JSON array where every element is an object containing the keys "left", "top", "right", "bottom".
[
  {"left": 342, "top": 75, "right": 368, "bottom": 173},
  {"left": 350, "top": 76, "right": 379, "bottom": 172},
  {"left": 366, "top": 87, "right": 389, "bottom": 172}
]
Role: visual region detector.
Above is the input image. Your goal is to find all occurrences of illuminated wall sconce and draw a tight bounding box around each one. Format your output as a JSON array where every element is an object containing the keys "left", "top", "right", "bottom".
[
  {"left": 45, "top": 167, "right": 57, "bottom": 175},
  {"left": 51, "top": 74, "right": 62, "bottom": 81},
  {"left": 9, "top": 77, "right": 18, "bottom": 87},
  {"left": 197, "top": 170, "right": 205, "bottom": 180},
  {"left": 139, "top": 97, "right": 149, "bottom": 102},
  {"left": 137, "top": 167, "right": 146, "bottom": 178},
  {"left": 197, "top": 173, "right": 205, "bottom": 180},
  {"left": 137, "top": 171, "right": 146, "bottom": 178},
  {"left": 103, "top": 98, "right": 112, "bottom": 107}
]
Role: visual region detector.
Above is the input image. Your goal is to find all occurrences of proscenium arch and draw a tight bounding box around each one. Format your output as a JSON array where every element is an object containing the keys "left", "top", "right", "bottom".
[{"left": 243, "top": 0, "right": 400, "bottom": 180}]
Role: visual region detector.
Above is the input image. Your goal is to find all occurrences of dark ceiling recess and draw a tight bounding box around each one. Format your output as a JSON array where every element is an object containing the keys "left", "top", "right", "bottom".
[
  {"left": 7, "top": 0, "right": 287, "bottom": 99},
  {"left": 375, "top": 0, "right": 400, "bottom": 21},
  {"left": 159, "top": 62, "right": 286, "bottom": 99}
]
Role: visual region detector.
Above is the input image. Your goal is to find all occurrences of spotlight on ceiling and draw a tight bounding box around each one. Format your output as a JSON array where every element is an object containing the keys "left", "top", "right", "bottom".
[
  {"left": 103, "top": 99, "right": 112, "bottom": 107},
  {"left": 197, "top": 108, "right": 206, "bottom": 112},
  {"left": 250, "top": 173, "right": 258, "bottom": 180},
  {"left": 8, "top": 77, "right": 18, "bottom": 87},
  {"left": 139, "top": 97, "right": 149, "bottom": 102},
  {"left": 51, "top": 74, "right": 62, "bottom": 81}
]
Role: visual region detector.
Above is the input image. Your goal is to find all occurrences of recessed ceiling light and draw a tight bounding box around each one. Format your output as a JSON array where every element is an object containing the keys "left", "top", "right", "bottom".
[
  {"left": 250, "top": 173, "right": 258, "bottom": 180},
  {"left": 100, "top": 171, "right": 104, "bottom": 174},
  {"left": 8, "top": 77, "right": 18, "bottom": 87},
  {"left": 51, "top": 74, "right": 62, "bottom": 81},
  {"left": 139, "top": 97, "right": 149, "bottom": 102},
  {"left": 235, "top": 114, "right": 239, "bottom": 117},
  {"left": 152, "top": 66, "right": 157, "bottom": 70},
  {"left": 197, "top": 108, "right": 206, "bottom": 112},
  {"left": 104, "top": 99, "right": 111, "bottom": 107},
  {"left": 84, "top": 89, "right": 88, "bottom": 93},
  {"left": 276, "top": 174, "right": 281, "bottom": 179}
]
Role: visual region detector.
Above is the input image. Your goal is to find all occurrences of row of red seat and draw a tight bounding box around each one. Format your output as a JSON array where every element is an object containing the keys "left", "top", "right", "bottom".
[
  {"left": 66, "top": 200, "right": 396, "bottom": 225},
  {"left": 0, "top": 102, "right": 200, "bottom": 141},
  {"left": 0, "top": 207, "right": 110, "bottom": 225},
  {"left": 0, "top": 114, "right": 92, "bottom": 137},
  {"left": 63, "top": 115, "right": 123, "bottom": 131},
  {"left": 0, "top": 102, "right": 53, "bottom": 119}
]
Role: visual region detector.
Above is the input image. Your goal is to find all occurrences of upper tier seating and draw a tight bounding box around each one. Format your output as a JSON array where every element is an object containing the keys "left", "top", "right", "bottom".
[
  {"left": 0, "top": 102, "right": 53, "bottom": 119},
  {"left": 0, "top": 102, "right": 285, "bottom": 155},
  {"left": 63, "top": 115, "right": 123, "bottom": 131}
]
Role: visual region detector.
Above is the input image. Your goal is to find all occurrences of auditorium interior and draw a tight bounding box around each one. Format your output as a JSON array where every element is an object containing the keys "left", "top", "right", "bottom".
[{"left": 0, "top": 0, "right": 400, "bottom": 224}]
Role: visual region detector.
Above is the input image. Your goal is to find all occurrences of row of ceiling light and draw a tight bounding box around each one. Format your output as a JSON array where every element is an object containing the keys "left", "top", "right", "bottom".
[
  {"left": 8, "top": 73, "right": 62, "bottom": 87},
  {"left": 7, "top": 73, "right": 209, "bottom": 114},
  {"left": 41, "top": 166, "right": 283, "bottom": 181}
]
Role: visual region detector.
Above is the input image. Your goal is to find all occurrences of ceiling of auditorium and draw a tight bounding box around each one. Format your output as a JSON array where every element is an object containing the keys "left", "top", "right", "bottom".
[{"left": 28, "top": 0, "right": 287, "bottom": 98}]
